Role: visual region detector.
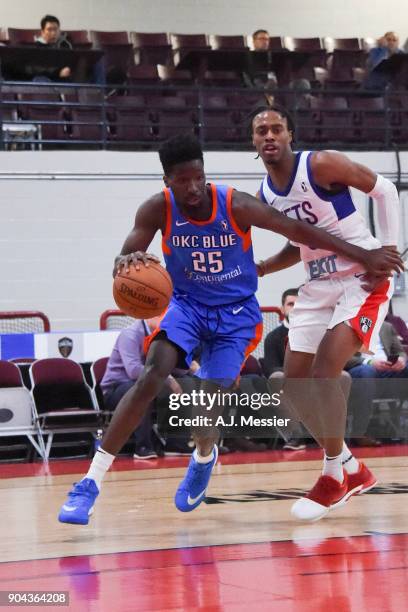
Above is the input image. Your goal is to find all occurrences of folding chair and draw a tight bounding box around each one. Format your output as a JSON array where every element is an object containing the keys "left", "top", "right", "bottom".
[
  {"left": 0, "top": 360, "right": 45, "bottom": 459},
  {"left": 30, "top": 358, "right": 110, "bottom": 459}
]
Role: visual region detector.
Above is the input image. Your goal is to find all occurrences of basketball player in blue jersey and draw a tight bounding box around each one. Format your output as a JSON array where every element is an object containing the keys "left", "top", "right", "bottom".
[
  {"left": 252, "top": 105, "right": 402, "bottom": 521},
  {"left": 58, "top": 134, "right": 402, "bottom": 525}
]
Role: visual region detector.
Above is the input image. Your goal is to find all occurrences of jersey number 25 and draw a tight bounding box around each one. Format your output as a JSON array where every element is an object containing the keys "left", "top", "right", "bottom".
[{"left": 192, "top": 251, "right": 223, "bottom": 273}]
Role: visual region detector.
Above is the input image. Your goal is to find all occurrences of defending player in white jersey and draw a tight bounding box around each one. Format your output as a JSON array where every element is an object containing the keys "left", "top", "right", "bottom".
[{"left": 253, "top": 105, "right": 402, "bottom": 521}]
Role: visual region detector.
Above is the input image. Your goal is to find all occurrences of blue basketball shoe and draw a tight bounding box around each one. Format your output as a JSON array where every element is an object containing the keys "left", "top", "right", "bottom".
[
  {"left": 58, "top": 478, "right": 99, "bottom": 525},
  {"left": 175, "top": 446, "right": 218, "bottom": 512}
]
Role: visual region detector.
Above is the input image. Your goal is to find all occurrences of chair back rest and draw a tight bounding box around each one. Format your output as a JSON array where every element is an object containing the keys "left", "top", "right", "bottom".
[{"left": 0, "top": 360, "right": 23, "bottom": 387}]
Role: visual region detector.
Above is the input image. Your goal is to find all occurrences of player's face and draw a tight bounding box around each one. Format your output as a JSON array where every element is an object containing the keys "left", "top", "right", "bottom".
[
  {"left": 252, "top": 111, "right": 293, "bottom": 165},
  {"left": 164, "top": 160, "right": 207, "bottom": 209}
]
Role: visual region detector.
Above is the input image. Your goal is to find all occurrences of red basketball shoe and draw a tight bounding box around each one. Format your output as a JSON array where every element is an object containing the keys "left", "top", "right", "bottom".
[
  {"left": 347, "top": 461, "right": 377, "bottom": 496},
  {"left": 291, "top": 471, "right": 350, "bottom": 521}
]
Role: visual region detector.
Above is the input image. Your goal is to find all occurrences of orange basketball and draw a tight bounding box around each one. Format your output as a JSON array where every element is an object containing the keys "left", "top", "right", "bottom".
[{"left": 113, "top": 261, "right": 173, "bottom": 319}]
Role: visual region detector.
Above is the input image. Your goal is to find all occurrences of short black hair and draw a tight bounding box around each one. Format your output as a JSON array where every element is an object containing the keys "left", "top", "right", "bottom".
[
  {"left": 253, "top": 29, "right": 269, "bottom": 38},
  {"left": 41, "top": 15, "right": 60, "bottom": 29},
  {"left": 250, "top": 103, "right": 295, "bottom": 135},
  {"left": 159, "top": 134, "right": 204, "bottom": 175},
  {"left": 281, "top": 287, "right": 299, "bottom": 305}
]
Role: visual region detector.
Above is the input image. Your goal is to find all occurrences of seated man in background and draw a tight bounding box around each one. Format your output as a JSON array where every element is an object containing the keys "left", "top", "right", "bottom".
[
  {"left": 102, "top": 318, "right": 191, "bottom": 459},
  {"left": 33, "top": 14, "right": 72, "bottom": 81},
  {"left": 364, "top": 31, "right": 405, "bottom": 91},
  {"left": 101, "top": 319, "right": 157, "bottom": 459},
  {"left": 252, "top": 29, "right": 270, "bottom": 51},
  {"left": 264, "top": 287, "right": 352, "bottom": 450},
  {"left": 346, "top": 320, "right": 408, "bottom": 445},
  {"left": 386, "top": 299, "right": 408, "bottom": 346},
  {"left": 263, "top": 288, "right": 308, "bottom": 450}
]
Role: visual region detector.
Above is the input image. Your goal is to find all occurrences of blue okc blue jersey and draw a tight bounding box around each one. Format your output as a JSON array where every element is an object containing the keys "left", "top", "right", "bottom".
[{"left": 162, "top": 184, "right": 258, "bottom": 306}]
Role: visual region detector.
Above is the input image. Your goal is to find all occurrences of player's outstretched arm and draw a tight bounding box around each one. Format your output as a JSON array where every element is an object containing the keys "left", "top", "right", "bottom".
[
  {"left": 113, "top": 194, "right": 164, "bottom": 276},
  {"left": 311, "top": 150, "right": 399, "bottom": 249},
  {"left": 257, "top": 242, "right": 301, "bottom": 277},
  {"left": 232, "top": 190, "right": 404, "bottom": 277}
]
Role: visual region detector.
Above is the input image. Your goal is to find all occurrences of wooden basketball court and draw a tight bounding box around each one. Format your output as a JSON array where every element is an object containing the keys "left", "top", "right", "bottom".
[{"left": 1, "top": 446, "right": 407, "bottom": 611}]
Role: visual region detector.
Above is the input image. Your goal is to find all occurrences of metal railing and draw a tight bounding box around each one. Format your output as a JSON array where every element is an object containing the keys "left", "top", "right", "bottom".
[{"left": 0, "top": 80, "right": 406, "bottom": 151}]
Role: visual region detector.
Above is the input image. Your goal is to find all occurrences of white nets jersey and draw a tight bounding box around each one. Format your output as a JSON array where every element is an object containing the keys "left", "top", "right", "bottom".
[{"left": 259, "top": 151, "right": 380, "bottom": 281}]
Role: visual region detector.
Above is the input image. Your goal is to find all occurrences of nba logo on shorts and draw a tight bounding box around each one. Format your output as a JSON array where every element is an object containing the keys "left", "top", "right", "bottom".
[{"left": 359, "top": 316, "right": 372, "bottom": 334}]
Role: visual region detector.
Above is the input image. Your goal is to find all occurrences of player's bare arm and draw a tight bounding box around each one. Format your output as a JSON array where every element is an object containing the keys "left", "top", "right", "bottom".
[
  {"left": 232, "top": 190, "right": 403, "bottom": 277},
  {"left": 311, "top": 151, "right": 400, "bottom": 250},
  {"left": 257, "top": 241, "right": 300, "bottom": 277},
  {"left": 114, "top": 194, "right": 164, "bottom": 275}
]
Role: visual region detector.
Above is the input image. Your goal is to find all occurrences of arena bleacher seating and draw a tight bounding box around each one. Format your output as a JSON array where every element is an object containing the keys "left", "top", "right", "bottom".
[{"left": 0, "top": 29, "right": 406, "bottom": 150}]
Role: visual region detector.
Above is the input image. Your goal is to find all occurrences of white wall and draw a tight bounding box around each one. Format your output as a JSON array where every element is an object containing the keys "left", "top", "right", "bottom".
[
  {"left": 0, "top": 149, "right": 407, "bottom": 331},
  {"left": 1, "top": 0, "right": 407, "bottom": 43}
]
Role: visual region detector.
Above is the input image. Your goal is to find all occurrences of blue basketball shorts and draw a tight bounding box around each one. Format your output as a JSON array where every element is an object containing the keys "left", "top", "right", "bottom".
[{"left": 148, "top": 292, "right": 263, "bottom": 386}]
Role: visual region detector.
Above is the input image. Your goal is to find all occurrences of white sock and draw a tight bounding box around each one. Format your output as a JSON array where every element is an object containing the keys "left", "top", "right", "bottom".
[
  {"left": 323, "top": 452, "right": 344, "bottom": 483},
  {"left": 83, "top": 447, "right": 115, "bottom": 490},
  {"left": 193, "top": 448, "right": 214, "bottom": 464},
  {"left": 341, "top": 442, "right": 360, "bottom": 474}
]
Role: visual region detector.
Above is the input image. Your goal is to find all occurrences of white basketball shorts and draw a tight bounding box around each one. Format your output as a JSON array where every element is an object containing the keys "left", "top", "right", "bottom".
[{"left": 288, "top": 274, "right": 394, "bottom": 355}]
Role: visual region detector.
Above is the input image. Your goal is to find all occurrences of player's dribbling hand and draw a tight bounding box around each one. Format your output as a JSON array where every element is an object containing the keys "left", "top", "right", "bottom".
[{"left": 115, "top": 252, "right": 160, "bottom": 274}]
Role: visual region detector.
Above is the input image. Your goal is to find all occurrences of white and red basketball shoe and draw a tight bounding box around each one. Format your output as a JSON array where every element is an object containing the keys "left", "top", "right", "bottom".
[{"left": 291, "top": 470, "right": 351, "bottom": 521}]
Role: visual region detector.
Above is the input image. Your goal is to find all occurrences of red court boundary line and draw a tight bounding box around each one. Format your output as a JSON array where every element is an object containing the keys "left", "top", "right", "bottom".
[{"left": 1, "top": 444, "right": 407, "bottom": 479}]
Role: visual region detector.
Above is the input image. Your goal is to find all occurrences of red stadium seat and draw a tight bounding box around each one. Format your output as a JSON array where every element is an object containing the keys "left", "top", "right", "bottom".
[
  {"left": 7, "top": 28, "right": 40, "bottom": 45},
  {"left": 268, "top": 37, "right": 285, "bottom": 51},
  {"left": 170, "top": 33, "right": 209, "bottom": 50},
  {"left": 209, "top": 35, "right": 248, "bottom": 50},
  {"left": 65, "top": 30, "right": 92, "bottom": 48},
  {"left": 0, "top": 360, "right": 23, "bottom": 387},
  {"left": 90, "top": 30, "right": 129, "bottom": 46},
  {"left": 130, "top": 32, "right": 173, "bottom": 66},
  {"left": 323, "top": 37, "right": 361, "bottom": 52},
  {"left": 283, "top": 37, "right": 323, "bottom": 52}
]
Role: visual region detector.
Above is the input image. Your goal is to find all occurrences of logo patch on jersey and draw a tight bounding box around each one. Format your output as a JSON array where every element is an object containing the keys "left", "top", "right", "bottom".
[
  {"left": 301, "top": 181, "right": 308, "bottom": 192},
  {"left": 308, "top": 255, "right": 338, "bottom": 280},
  {"left": 220, "top": 220, "right": 228, "bottom": 231},
  {"left": 360, "top": 316, "right": 372, "bottom": 334}
]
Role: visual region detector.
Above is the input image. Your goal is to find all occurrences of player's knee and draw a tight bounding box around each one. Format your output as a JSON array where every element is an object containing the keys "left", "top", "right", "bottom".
[{"left": 139, "top": 363, "right": 169, "bottom": 393}]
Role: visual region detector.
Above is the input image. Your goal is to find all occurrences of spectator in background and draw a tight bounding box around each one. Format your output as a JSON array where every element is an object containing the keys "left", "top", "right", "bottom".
[
  {"left": 364, "top": 31, "right": 405, "bottom": 91},
  {"left": 252, "top": 29, "right": 270, "bottom": 51},
  {"left": 386, "top": 300, "right": 408, "bottom": 346},
  {"left": 262, "top": 288, "right": 306, "bottom": 450},
  {"left": 263, "top": 288, "right": 298, "bottom": 378},
  {"left": 34, "top": 15, "right": 72, "bottom": 81},
  {"left": 264, "top": 287, "right": 352, "bottom": 449},
  {"left": 101, "top": 318, "right": 182, "bottom": 459},
  {"left": 346, "top": 320, "right": 408, "bottom": 446}
]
